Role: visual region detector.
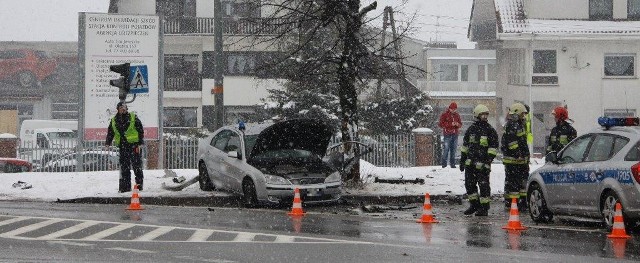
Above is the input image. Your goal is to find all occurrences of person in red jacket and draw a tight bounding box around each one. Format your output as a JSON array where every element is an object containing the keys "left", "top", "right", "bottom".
[{"left": 438, "top": 102, "right": 462, "bottom": 168}]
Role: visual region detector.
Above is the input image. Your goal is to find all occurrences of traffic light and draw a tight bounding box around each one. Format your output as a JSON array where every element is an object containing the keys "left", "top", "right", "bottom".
[{"left": 109, "top": 63, "right": 131, "bottom": 101}]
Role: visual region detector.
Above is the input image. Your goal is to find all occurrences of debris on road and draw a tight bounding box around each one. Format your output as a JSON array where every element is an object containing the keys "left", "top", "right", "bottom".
[{"left": 12, "top": 181, "right": 32, "bottom": 190}]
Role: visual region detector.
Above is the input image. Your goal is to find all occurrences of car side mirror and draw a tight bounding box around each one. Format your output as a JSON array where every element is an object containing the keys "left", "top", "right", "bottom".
[
  {"left": 227, "top": 151, "right": 239, "bottom": 159},
  {"left": 545, "top": 151, "right": 558, "bottom": 164}
]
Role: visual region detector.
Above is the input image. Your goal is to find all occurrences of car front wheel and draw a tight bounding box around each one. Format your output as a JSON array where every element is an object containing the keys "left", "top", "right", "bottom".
[
  {"left": 197, "top": 162, "right": 214, "bottom": 191},
  {"left": 601, "top": 191, "right": 621, "bottom": 230},
  {"left": 242, "top": 178, "right": 258, "bottom": 208},
  {"left": 528, "top": 183, "right": 553, "bottom": 223}
]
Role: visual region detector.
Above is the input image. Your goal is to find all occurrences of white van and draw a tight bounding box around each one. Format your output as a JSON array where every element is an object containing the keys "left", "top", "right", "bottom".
[{"left": 19, "top": 120, "right": 78, "bottom": 165}]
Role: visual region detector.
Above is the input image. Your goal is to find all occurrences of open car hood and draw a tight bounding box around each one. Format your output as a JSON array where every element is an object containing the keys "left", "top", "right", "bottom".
[{"left": 249, "top": 119, "right": 334, "bottom": 159}]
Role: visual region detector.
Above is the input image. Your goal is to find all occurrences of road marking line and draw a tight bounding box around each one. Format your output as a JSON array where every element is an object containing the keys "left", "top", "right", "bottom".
[
  {"left": 0, "top": 217, "right": 27, "bottom": 226},
  {"left": 232, "top": 232, "right": 255, "bottom": 242},
  {"left": 47, "top": 240, "right": 95, "bottom": 247},
  {"left": 133, "top": 226, "right": 174, "bottom": 241},
  {"left": 0, "top": 219, "right": 62, "bottom": 237},
  {"left": 81, "top": 223, "right": 135, "bottom": 241},
  {"left": 273, "top": 235, "right": 296, "bottom": 243},
  {"left": 187, "top": 229, "right": 215, "bottom": 241},
  {"left": 37, "top": 221, "right": 101, "bottom": 240},
  {"left": 106, "top": 247, "right": 155, "bottom": 254}
]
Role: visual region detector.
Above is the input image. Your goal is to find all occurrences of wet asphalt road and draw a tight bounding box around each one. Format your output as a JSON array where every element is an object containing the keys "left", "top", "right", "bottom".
[{"left": 0, "top": 199, "right": 638, "bottom": 261}]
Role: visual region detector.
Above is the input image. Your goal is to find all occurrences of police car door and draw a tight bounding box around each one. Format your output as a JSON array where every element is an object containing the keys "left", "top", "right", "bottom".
[
  {"left": 550, "top": 134, "right": 594, "bottom": 211},
  {"left": 207, "top": 130, "right": 232, "bottom": 189},
  {"left": 222, "top": 131, "right": 245, "bottom": 191},
  {"left": 578, "top": 134, "right": 630, "bottom": 213}
]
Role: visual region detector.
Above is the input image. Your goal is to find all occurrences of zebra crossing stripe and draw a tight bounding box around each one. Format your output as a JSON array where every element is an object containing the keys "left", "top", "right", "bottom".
[
  {"left": 232, "top": 232, "right": 256, "bottom": 242},
  {"left": 0, "top": 217, "right": 28, "bottom": 226},
  {"left": 0, "top": 219, "right": 63, "bottom": 237},
  {"left": 187, "top": 229, "right": 215, "bottom": 242},
  {"left": 81, "top": 223, "right": 135, "bottom": 241},
  {"left": 273, "top": 235, "right": 296, "bottom": 243},
  {"left": 37, "top": 221, "right": 101, "bottom": 240},
  {"left": 133, "top": 226, "right": 174, "bottom": 241}
]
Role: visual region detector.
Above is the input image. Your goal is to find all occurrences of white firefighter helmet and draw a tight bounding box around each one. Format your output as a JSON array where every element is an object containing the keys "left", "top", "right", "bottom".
[{"left": 473, "top": 104, "right": 490, "bottom": 118}]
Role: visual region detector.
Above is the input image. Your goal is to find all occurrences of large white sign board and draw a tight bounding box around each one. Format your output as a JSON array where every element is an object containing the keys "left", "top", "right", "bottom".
[{"left": 79, "top": 13, "right": 161, "bottom": 141}]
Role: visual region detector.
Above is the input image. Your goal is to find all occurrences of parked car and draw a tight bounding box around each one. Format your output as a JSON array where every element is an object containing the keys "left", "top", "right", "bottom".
[
  {"left": 0, "top": 158, "right": 32, "bottom": 173},
  {"left": 0, "top": 49, "right": 57, "bottom": 87},
  {"left": 35, "top": 150, "right": 118, "bottom": 172},
  {"left": 527, "top": 117, "right": 640, "bottom": 230},
  {"left": 196, "top": 119, "right": 342, "bottom": 207}
]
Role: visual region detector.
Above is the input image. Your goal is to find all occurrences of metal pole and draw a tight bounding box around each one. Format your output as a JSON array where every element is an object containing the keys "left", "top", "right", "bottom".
[{"left": 213, "top": 0, "right": 225, "bottom": 129}]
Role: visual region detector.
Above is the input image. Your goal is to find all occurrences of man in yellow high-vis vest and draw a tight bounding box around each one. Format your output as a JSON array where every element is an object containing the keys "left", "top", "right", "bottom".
[{"left": 105, "top": 102, "right": 145, "bottom": 193}]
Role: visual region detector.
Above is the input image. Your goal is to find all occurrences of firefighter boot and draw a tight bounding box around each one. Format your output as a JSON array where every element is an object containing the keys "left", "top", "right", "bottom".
[
  {"left": 518, "top": 197, "right": 528, "bottom": 212},
  {"left": 475, "top": 203, "right": 490, "bottom": 216},
  {"left": 463, "top": 199, "right": 480, "bottom": 215}
]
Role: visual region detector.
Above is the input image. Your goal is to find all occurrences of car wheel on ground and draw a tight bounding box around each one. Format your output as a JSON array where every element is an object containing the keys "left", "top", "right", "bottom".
[
  {"left": 197, "top": 162, "right": 214, "bottom": 191},
  {"left": 601, "top": 191, "right": 620, "bottom": 230},
  {"left": 242, "top": 178, "right": 258, "bottom": 208},
  {"left": 17, "top": 71, "right": 36, "bottom": 87},
  {"left": 528, "top": 183, "right": 553, "bottom": 223}
]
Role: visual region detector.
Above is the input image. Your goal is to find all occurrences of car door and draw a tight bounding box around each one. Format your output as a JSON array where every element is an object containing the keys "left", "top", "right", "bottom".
[
  {"left": 577, "top": 134, "right": 630, "bottom": 213},
  {"left": 222, "top": 131, "right": 247, "bottom": 192},
  {"left": 543, "top": 134, "right": 594, "bottom": 211},
  {"left": 206, "top": 130, "right": 232, "bottom": 188}
]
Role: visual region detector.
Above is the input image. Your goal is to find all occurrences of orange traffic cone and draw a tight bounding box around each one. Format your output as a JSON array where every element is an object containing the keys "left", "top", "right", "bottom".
[
  {"left": 607, "top": 202, "right": 631, "bottom": 239},
  {"left": 416, "top": 193, "right": 438, "bottom": 223},
  {"left": 126, "top": 184, "right": 144, "bottom": 211},
  {"left": 502, "top": 198, "right": 526, "bottom": 230},
  {"left": 287, "top": 188, "right": 305, "bottom": 216}
]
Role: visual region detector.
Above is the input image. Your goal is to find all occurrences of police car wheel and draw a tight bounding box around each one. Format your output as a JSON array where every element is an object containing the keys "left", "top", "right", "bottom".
[
  {"left": 242, "top": 179, "right": 258, "bottom": 208},
  {"left": 528, "top": 184, "right": 553, "bottom": 223},
  {"left": 601, "top": 191, "right": 620, "bottom": 230},
  {"left": 198, "top": 162, "right": 214, "bottom": 191}
]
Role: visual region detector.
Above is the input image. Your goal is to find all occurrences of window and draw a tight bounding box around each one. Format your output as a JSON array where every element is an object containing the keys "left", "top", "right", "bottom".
[
  {"left": 604, "top": 108, "right": 636, "bottom": 117},
  {"left": 604, "top": 54, "right": 635, "bottom": 77},
  {"left": 590, "top": 0, "right": 613, "bottom": 20},
  {"left": 585, "top": 135, "right": 616, "bottom": 162},
  {"left": 164, "top": 55, "right": 199, "bottom": 91},
  {"left": 439, "top": 64, "right": 458, "bottom": 81},
  {"left": 477, "top": 65, "right": 485, "bottom": 81},
  {"left": 487, "top": 64, "right": 497, "bottom": 81},
  {"left": 227, "top": 53, "right": 256, "bottom": 75},
  {"left": 507, "top": 49, "right": 525, "bottom": 85},
  {"left": 560, "top": 135, "right": 593, "bottom": 163},
  {"left": 630, "top": 0, "right": 640, "bottom": 19},
  {"left": 624, "top": 142, "right": 640, "bottom": 161},
  {"left": 221, "top": 0, "right": 260, "bottom": 18},
  {"left": 163, "top": 107, "right": 197, "bottom": 127},
  {"left": 461, "top": 65, "right": 469, "bottom": 81},
  {"left": 211, "top": 130, "right": 233, "bottom": 151},
  {"left": 532, "top": 50, "right": 558, "bottom": 85},
  {"left": 225, "top": 133, "right": 241, "bottom": 152}
]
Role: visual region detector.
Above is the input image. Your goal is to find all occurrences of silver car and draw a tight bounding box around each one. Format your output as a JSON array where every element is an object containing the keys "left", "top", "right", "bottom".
[
  {"left": 196, "top": 119, "right": 342, "bottom": 207},
  {"left": 527, "top": 117, "right": 640, "bottom": 229}
]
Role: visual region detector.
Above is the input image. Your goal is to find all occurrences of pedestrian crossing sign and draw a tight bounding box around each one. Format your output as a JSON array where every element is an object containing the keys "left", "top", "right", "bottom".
[{"left": 128, "top": 65, "right": 149, "bottom": 94}]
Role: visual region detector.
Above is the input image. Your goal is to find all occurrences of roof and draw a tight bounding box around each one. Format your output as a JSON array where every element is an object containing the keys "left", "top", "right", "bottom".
[{"left": 495, "top": 0, "right": 640, "bottom": 35}]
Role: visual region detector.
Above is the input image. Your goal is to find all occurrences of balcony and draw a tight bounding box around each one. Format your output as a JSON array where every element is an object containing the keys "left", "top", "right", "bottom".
[
  {"left": 165, "top": 76, "right": 201, "bottom": 92},
  {"left": 417, "top": 80, "right": 496, "bottom": 93},
  {"left": 163, "top": 17, "right": 291, "bottom": 35}
]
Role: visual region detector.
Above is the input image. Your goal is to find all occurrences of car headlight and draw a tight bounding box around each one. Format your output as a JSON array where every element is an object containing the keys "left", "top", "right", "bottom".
[
  {"left": 264, "top": 174, "right": 291, "bottom": 185},
  {"left": 324, "top": 172, "right": 341, "bottom": 183}
]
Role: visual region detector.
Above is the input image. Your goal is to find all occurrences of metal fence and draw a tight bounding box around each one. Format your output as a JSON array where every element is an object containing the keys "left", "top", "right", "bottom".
[{"left": 18, "top": 133, "right": 429, "bottom": 171}]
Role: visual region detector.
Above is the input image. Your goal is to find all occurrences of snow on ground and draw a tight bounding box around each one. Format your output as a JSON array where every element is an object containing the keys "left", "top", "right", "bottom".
[{"left": 0, "top": 160, "right": 545, "bottom": 202}]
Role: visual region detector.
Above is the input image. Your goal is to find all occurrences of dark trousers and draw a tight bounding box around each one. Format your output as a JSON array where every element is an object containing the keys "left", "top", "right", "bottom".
[
  {"left": 119, "top": 144, "right": 144, "bottom": 192},
  {"left": 504, "top": 164, "right": 528, "bottom": 198},
  {"left": 464, "top": 167, "right": 490, "bottom": 198}
]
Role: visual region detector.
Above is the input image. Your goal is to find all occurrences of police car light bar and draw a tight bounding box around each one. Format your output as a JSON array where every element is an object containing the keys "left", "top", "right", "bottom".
[{"left": 598, "top": 117, "right": 640, "bottom": 128}]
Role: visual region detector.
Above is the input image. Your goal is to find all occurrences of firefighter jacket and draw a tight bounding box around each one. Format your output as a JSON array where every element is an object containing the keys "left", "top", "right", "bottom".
[
  {"left": 460, "top": 120, "right": 499, "bottom": 170},
  {"left": 501, "top": 118, "right": 529, "bottom": 165},
  {"left": 546, "top": 120, "right": 577, "bottom": 154},
  {"left": 105, "top": 112, "right": 144, "bottom": 147}
]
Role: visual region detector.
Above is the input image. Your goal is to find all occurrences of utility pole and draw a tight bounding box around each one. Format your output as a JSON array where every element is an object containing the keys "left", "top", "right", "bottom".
[{"left": 213, "top": 0, "right": 225, "bottom": 129}]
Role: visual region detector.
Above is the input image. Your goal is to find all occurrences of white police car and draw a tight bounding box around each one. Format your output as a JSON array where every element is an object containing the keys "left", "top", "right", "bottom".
[{"left": 527, "top": 117, "right": 640, "bottom": 229}]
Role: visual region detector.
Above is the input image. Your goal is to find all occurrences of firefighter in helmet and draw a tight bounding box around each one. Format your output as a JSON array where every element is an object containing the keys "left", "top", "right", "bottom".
[
  {"left": 460, "top": 104, "right": 499, "bottom": 216},
  {"left": 501, "top": 102, "right": 530, "bottom": 210},
  {"left": 547, "top": 106, "right": 577, "bottom": 154}
]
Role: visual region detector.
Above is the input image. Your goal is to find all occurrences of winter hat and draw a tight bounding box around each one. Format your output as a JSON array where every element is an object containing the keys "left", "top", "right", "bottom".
[{"left": 449, "top": 102, "right": 457, "bottom": 110}]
